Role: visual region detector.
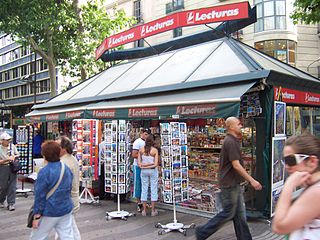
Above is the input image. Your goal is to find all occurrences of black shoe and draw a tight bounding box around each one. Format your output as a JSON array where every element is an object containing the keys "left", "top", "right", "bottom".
[{"left": 137, "top": 203, "right": 143, "bottom": 212}]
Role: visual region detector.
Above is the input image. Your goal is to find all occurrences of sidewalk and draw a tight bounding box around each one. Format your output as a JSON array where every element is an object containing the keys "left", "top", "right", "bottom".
[{"left": 0, "top": 184, "right": 284, "bottom": 240}]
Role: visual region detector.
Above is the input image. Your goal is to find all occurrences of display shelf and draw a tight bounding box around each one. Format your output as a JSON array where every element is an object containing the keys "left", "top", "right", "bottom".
[{"left": 15, "top": 125, "right": 33, "bottom": 174}]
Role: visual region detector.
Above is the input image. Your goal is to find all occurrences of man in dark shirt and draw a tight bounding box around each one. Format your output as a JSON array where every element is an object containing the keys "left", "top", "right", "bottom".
[{"left": 196, "top": 117, "right": 262, "bottom": 240}]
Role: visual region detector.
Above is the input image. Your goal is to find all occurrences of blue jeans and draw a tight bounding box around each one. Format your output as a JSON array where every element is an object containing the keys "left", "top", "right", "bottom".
[
  {"left": 133, "top": 165, "right": 141, "bottom": 199},
  {"left": 196, "top": 185, "right": 252, "bottom": 240},
  {"left": 140, "top": 169, "right": 158, "bottom": 202}
]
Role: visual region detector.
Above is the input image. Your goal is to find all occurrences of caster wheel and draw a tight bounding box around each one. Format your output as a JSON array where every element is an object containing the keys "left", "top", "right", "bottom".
[
  {"left": 183, "top": 230, "right": 187, "bottom": 236},
  {"left": 155, "top": 223, "right": 160, "bottom": 228},
  {"left": 132, "top": 213, "right": 136, "bottom": 217},
  {"left": 158, "top": 230, "right": 163, "bottom": 235},
  {"left": 191, "top": 223, "right": 196, "bottom": 229},
  {"left": 24, "top": 194, "right": 28, "bottom": 198}
]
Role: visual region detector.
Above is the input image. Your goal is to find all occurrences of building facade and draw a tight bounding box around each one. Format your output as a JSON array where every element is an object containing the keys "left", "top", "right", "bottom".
[
  {"left": 0, "top": 34, "right": 52, "bottom": 127},
  {"left": 105, "top": 0, "right": 320, "bottom": 78}
]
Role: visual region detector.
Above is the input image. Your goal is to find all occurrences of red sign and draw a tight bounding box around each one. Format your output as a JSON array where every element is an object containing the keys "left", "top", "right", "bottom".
[
  {"left": 92, "top": 109, "right": 116, "bottom": 118},
  {"left": 274, "top": 87, "right": 320, "bottom": 106},
  {"left": 46, "top": 114, "right": 59, "bottom": 121},
  {"left": 128, "top": 107, "right": 158, "bottom": 118},
  {"left": 95, "top": 2, "right": 249, "bottom": 60},
  {"left": 65, "top": 111, "right": 83, "bottom": 119},
  {"left": 176, "top": 104, "right": 216, "bottom": 116}
]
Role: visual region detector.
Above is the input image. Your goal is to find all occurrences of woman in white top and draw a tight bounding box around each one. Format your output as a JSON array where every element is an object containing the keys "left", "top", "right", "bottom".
[
  {"left": 138, "top": 135, "right": 159, "bottom": 216},
  {"left": 272, "top": 134, "right": 320, "bottom": 239}
]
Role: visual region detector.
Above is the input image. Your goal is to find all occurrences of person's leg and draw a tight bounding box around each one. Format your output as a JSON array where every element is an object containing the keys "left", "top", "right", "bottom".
[
  {"left": 195, "top": 186, "right": 238, "bottom": 240},
  {"left": 133, "top": 165, "right": 142, "bottom": 210},
  {"left": 140, "top": 169, "right": 149, "bottom": 215},
  {"left": 30, "top": 216, "right": 58, "bottom": 240},
  {"left": 0, "top": 166, "right": 10, "bottom": 205},
  {"left": 7, "top": 171, "right": 17, "bottom": 208},
  {"left": 150, "top": 169, "right": 158, "bottom": 214},
  {"left": 55, "top": 213, "right": 74, "bottom": 240},
  {"left": 232, "top": 186, "right": 252, "bottom": 240},
  {"left": 72, "top": 214, "right": 81, "bottom": 240}
]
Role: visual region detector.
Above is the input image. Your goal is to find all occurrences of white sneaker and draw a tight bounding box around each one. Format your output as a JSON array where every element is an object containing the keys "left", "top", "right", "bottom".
[{"left": 8, "top": 205, "right": 15, "bottom": 211}]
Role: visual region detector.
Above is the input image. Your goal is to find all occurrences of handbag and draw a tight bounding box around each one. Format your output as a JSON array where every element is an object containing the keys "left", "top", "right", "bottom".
[
  {"left": 9, "top": 158, "right": 22, "bottom": 173},
  {"left": 27, "top": 162, "right": 65, "bottom": 228},
  {"left": 8, "top": 144, "right": 22, "bottom": 174}
]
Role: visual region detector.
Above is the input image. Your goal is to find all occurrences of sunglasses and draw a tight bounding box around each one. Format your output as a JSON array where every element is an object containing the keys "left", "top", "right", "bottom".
[{"left": 283, "top": 154, "right": 310, "bottom": 166}]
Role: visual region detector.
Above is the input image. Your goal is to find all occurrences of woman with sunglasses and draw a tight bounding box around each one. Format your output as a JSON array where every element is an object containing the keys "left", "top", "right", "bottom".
[{"left": 272, "top": 134, "right": 320, "bottom": 239}]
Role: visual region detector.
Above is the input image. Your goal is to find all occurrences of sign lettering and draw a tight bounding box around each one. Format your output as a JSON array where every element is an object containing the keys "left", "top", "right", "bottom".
[
  {"left": 176, "top": 104, "right": 216, "bottom": 116},
  {"left": 93, "top": 109, "right": 116, "bottom": 118},
  {"left": 274, "top": 87, "right": 320, "bottom": 106},
  {"left": 128, "top": 107, "right": 158, "bottom": 118}
]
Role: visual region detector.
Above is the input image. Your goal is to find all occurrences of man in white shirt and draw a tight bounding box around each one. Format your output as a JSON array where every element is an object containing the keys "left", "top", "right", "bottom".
[{"left": 131, "top": 128, "right": 151, "bottom": 212}]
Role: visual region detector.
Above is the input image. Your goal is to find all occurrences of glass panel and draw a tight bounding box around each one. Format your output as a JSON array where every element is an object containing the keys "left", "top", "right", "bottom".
[
  {"left": 264, "top": 16, "right": 275, "bottom": 30},
  {"left": 288, "top": 40, "right": 296, "bottom": 50},
  {"left": 256, "top": 4, "right": 263, "bottom": 18},
  {"left": 286, "top": 106, "right": 293, "bottom": 136},
  {"left": 288, "top": 50, "right": 296, "bottom": 64},
  {"left": 301, "top": 107, "right": 312, "bottom": 133},
  {"left": 99, "top": 53, "right": 173, "bottom": 95},
  {"left": 255, "top": 41, "right": 264, "bottom": 51},
  {"left": 264, "top": 40, "right": 275, "bottom": 51},
  {"left": 312, "top": 108, "right": 320, "bottom": 137},
  {"left": 275, "top": 1, "right": 285, "bottom": 15},
  {"left": 275, "top": 16, "right": 286, "bottom": 29},
  {"left": 187, "top": 42, "right": 249, "bottom": 82},
  {"left": 264, "top": 1, "right": 274, "bottom": 16},
  {"left": 72, "top": 62, "right": 135, "bottom": 99},
  {"left": 255, "top": 19, "right": 263, "bottom": 32},
  {"left": 137, "top": 41, "right": 221, "bottom": 89},
  {"left": 254, "top": 0, "right": 262, "bottom": 4},
  {"left": 276, "top": 40, "right": 287, "bottom": 50},
  {"left": 276, "top": 50, "right": 287, "bottom": 62}
]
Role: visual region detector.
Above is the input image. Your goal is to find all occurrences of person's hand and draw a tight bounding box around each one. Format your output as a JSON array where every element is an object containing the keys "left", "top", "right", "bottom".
[
  {"left": 250, "top": 179, "right": 262, "bottom": 190},
  {"left": 8, "top": 156, "right": 15, "bottom": 162},
  {"left": 285, "top": 171, "right": 311, "bottom": 189},
  {"left": 32, "top": 219, "right": 40, "bottom": 229}
]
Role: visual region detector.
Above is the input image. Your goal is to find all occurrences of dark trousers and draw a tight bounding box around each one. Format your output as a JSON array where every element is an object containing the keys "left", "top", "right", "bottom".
[
  {"left": 0, "top": 165, "right": 17, "bottom": 205},
  {"left": 196, "top": 185, "right": 252, "bottom": 240}
]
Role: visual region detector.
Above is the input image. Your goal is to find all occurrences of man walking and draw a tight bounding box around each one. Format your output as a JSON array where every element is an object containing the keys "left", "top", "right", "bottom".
[
  {"left": 131, "top": 128, "right": 151, "bottom": 212},
  {"left": 195, "top": 117, "right": 262, "bottom": 240}
]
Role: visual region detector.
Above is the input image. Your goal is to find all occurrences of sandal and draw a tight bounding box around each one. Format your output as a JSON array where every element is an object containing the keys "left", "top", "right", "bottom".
[
  {"left": 151, "top": 210, "right": 158, "bottom": 217},
  {"left": 141, "top": 210, "right": 147, "bottom": 216}
]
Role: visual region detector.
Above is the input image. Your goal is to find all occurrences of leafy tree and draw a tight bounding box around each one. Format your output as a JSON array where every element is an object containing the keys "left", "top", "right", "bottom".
[
  {"left": 291, "top": 0, "right": 320, "bottom": 24},
  {"left": 0, "top": 0, "right": 133, "bottom": 97}
]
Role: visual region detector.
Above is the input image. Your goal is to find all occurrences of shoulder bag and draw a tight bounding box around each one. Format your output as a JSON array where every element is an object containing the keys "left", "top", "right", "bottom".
[
  {"left": 27, "top": 162, "right": 65, "bottom": 228},
  {"left": 9, "top": 144, "right": 22, "bottom": 174}
]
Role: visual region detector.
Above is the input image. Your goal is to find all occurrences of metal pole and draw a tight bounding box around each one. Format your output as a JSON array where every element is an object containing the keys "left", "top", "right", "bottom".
[{"left": 34, "top": 52, "right": 37, "bottom": 105}]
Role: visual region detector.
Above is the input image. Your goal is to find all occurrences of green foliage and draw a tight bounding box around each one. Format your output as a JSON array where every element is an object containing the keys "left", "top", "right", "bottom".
[
  {"left": 291, "top": 0, "right": 320, "bottom": 24},
  {"left": 0, "top": 0, "right": 134, "bottom": 96}
]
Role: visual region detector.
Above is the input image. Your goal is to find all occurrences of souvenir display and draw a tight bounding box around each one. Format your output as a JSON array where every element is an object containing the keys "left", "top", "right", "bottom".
[
  {"left": 104, "top": 120, "right": 131, "bottom": 194},
  {"left": 15, "top": 125, "right": 33, "bottom": 174},
  {"left": 72, "top": 119, "right": 99, "bottom": 183},
  {"left": 240, "top": 92, "right": 262, "bottom": 118},
  {"left": 160, "top": 122, "right": 189, "bottom": 203}
]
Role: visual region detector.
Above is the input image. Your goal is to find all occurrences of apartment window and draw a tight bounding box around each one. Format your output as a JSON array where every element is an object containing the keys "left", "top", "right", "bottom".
[
  {"left": 166, "top": 0, "right": 184, "bottom": 14},
  {"left": 173, "top": 27, "right": 182, "bottom": 38},
  {"left": 254, "top": 0, "right": 286, "bottom": 32},
  {"left": 12, "top": 68, "right": 19, "bottom": 79},
  {"left": 12, "top": 86, "right": 19, "bottom": 97},
  {"left": 21, "top": 64, "right": 30, "bottom": 76},
  {"left": 4, "top": 88, "right": 10, "bottom": 99},
  {"left": 39, "top": 79, "right": 50, "bottom": 92},
  {"left": 38, "top": 59, "right": 48, "bottom": 71},
  {"left": 134, "top": 39, "right": 144, "bottom": 48},
  {"left": 255, "top": 39, "right": 296, "bottom": 66},
  {"left": 4, "top": 71, "right": 9, "bottom": 81},
  {"left": 133, "top": 0, "right": 142, "bottom": 23},
  {"left": 21, "top": 84, "right": 28, "bottom": 96}
]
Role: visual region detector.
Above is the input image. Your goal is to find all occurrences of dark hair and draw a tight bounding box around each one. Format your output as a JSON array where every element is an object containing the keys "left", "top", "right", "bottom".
[
  {"left": 41, "top": 140, "right": 61, "bottom": 162},
  {"left": 285, "top": 133, "right": 320, "bottom": 163},
  {"left": 59, "top": 136, "right": 73, "bottom": 154},
  {"left": 144, "top": 135, "right": 154, "bottom": 156},
  {"left": 141, "top": 128, "right": 151, "bottom": 134}
]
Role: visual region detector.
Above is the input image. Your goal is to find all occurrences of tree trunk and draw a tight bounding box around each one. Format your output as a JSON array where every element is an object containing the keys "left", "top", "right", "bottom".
[
  {"left": 80, "top": 67, "right": 87, "bottom": 81},
  {"left": 47, "top": 59, "right": 57, "bottom": 97}
]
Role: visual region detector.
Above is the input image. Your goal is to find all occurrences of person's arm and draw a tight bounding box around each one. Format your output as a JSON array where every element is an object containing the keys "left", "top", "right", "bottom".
[
  {"left": 137, "top": 149, "right": 143, "bottom": 168},
  {"left": 132, "top": 149, "right": 139, "bottom": 159},
  {"left": 12, "top": 144, "right": 20, "bottom": 158},
  {"left": 32, "top": 169, "right": 48, "bottom": 228},
  {"left": 272, "top": 171, "right": 320, "bottom": 234},
  {"left": 232, "top": 160, "right": 262, "bottom": 190}
]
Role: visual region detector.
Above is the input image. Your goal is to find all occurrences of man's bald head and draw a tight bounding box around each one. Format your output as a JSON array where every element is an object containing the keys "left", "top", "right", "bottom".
[{"left": 225, "top": 117, "right": 239, "bottom": 130}]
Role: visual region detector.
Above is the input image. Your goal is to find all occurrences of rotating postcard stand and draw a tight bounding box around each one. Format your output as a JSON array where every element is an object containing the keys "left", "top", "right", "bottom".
[
  {"left": 155, "top": 122, "right": 195, "bottom": 236},
  {"left": 105, "top": 120, "right": 135, "bottom": 221},
  {"left": 73, "top": 119, "right": 99, "bottom": 204},
  {"left": 79, "top": 177, "right": 99, "bottom": 204}
]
